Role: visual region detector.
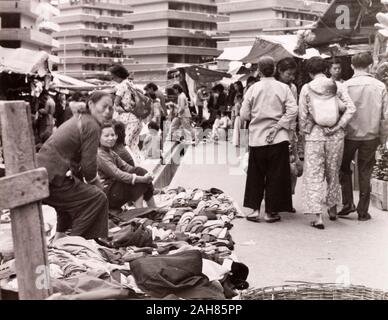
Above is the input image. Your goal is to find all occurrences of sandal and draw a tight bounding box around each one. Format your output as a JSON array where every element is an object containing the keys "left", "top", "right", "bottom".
[
  {"left": 311, "top": 221, "right": 325, "bottom": 230},
  {"left": 264, "top": 214, "right": 281, "bottom": 223},
  {"left": 246, "top": 215, "right": 260, "bottom": 223}
]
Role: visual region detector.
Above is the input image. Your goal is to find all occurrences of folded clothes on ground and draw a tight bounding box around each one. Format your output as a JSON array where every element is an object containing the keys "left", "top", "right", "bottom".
[
  {"left": 111, "top": 222, "right": 154, "bottom": 248},
  {"left": 0, "top": 186, "right": 247, "bottom": 300}
]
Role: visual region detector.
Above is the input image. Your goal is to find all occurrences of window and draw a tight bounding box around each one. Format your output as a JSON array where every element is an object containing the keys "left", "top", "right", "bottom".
[
  {"left": 0, "top": 40, "right": 21, "bottom": 48},
  {"left": 168, "top": 37, "right": 182, "bottom": 46},
  {"left": 168, "top": 54, "right": 213, "bottom": 64},
  {"left": 168, "top": 20, "right": 182, "bottom": 28},
  {"left": 0, "top": 13, "right": 21, "bottom": 28}
]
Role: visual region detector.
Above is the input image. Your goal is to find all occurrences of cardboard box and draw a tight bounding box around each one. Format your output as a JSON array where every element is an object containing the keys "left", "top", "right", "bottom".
[{"left": 371, "top": 178, "right": 388, "bottom": 211}]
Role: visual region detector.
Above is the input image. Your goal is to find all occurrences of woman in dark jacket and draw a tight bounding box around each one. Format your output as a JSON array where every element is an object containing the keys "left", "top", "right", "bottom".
[
  {"left": 98, "top": 123, "right": 156, "bottom": 209},
  {"left": 37, "top": 91, "right": 114, "bottom": 241},
  {"left": 112, "top": 120, "right": 135, "bottom": 166}
]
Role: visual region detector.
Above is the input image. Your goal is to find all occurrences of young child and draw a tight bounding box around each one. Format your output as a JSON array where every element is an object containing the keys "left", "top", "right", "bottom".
[
  {"left": 219, "top": 111, "right": 232, "bottom": 141},
  {"left": 232, "top": 94, "right": 243, "bottom": 126},
  {"left": 142, "top": 121, "right": 162, "bottom": 160},
  {"left": 211, "top": 112, "right": 222, "bottom": 143}
]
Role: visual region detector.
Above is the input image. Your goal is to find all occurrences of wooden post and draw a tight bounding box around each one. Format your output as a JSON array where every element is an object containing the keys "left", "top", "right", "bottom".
[{"left": 0, "top": 101, "right": 51, "bottom": 300}]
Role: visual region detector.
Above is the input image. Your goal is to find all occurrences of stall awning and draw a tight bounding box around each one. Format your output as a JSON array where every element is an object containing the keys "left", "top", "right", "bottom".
[
  {"left": 0, "top": 46, "right": 52, "bottom": 76},
  {"left": 52, "top": 72, "right": 96, "bottom": 88},
  {"left": 180, "top": 65, "right": 231, "bottom": 83},
  {"left": 241, "top": 35, "right": 323, "bottom": 63},
  {"left": 308, "top": 0, "right": 383, "bottom": 48},
  {"left": 217, "top": 46, "right": 253, "bottom": 61}
]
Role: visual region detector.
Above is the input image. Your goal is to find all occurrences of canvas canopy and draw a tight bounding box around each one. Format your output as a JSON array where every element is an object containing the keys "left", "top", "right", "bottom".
[
  {"left": 308, "top": 0, "right": 382, "bottom": 48},
  {"left": 240, "top": 35, "right": 323, "bottom": 63},
  {"left": 217, "top": 46, "right": 253, "bottom": 61},
  {"left": 0, "top": 46, "right": 58, "bottom": 77},
  {"left": 180, "top": 65, "right": 231, "bottom": 83}
]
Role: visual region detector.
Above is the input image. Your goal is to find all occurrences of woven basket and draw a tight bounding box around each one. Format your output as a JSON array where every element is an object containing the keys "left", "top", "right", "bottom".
[{"left": 241, "top": 282, "right": 388, "bottom": 300}]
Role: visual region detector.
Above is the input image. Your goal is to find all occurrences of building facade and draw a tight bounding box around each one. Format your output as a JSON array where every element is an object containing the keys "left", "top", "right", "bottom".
[
  {"left": 0, "top": 0, "right": 59, "bottom": 51},
  {"left": 53, "top": 0, "right": 133, "bottom": 79},
  {"left": 123, "top": 0, "right": 228, "bottom": 85},
  {"left": 217, "top": 0, "right": 331, "bottom": 50}
]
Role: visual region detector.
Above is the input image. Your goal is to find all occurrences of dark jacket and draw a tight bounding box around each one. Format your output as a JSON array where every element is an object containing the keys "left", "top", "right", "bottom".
[
  {"left": 37, "top": 113, "right": 101, "bottom": 186},
  {"left": 97, "top": 147, "right": 136, "bottom": 191}
]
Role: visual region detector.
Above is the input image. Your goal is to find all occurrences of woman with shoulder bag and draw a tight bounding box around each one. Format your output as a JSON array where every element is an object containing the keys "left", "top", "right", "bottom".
[
  {"left": 299, "top": 57, "right": 356, "bottom": 230},
  {"left": 109, "top": 64, "right": 150, "bottom": 165}
]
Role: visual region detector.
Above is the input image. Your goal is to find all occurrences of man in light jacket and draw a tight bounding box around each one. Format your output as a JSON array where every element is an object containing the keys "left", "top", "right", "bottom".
[
  {"left": 240, "top": 56, "right": 298, "bottom": 223},
  {"left": 339, "top": 52, "right": 388, "bottom": 221}
]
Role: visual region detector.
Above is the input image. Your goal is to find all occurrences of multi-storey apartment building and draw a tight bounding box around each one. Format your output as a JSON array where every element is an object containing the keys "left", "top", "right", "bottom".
[
  {"left": 123, "top": 0, "right": 229, "bottom": 84},
  {"left": 217, "top": 0, "right": 331, "bottom": 50},
  {"left": 0, "top": 0, "right": 59, "bottom": 51},
  {"left": 53, "top": 0, "right": 133, "bottom": 79}
]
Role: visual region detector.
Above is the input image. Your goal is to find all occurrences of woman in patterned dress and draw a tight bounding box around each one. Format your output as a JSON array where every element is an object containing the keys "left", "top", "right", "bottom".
[
  {"left": 299, "top": 57, "right": 355, "bottom": 230},
  {"left": 109, "top": 64, "right": 143, "bottom": 164}
]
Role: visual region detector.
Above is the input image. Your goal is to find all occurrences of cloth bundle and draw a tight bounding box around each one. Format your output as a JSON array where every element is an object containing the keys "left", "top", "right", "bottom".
[
  {"left": 111, "top": 222, "right": 154, "bottom": 248},
  {"left": 129, "top": 250, "right": 206, "bottom": 298}
]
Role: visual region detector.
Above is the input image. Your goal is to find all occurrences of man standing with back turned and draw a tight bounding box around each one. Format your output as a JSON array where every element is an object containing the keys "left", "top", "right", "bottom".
[
  {"left": 339, "top": 52, "right": 388, "bottom": 221},
  {"left": 240, "top": 56, "right": 298, "bottom": 223}
]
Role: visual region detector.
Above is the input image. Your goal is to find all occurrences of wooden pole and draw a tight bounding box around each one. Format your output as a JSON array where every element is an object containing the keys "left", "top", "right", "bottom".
[{"left": 0, "top": 101, "right": 51, "bottom": 300}]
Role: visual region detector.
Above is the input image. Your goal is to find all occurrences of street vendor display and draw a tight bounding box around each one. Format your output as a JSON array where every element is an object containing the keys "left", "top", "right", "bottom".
[{"left": 0, "top": 187, "right": 249, "bottom": 300}]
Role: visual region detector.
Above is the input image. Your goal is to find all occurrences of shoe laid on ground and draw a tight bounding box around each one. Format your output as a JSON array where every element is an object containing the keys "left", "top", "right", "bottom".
[
  {"left": 338, "top": 204, "right": 356, "bottom": 216},
  {"left": 358, "top": 213, "right": 372, "bottom": 221},
  {"left": 290, "top": 208, "right": 296, "bottom": 213},
  {"left": 311, "top": 221, "right": 325, "bottom": 230}
]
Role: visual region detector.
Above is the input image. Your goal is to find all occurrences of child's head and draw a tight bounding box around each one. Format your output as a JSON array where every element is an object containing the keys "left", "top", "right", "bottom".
[
  {"left": 329, "top": 59, "right": 342, "bottom": 80},
  {"left": 100, "top": 122, "right": 117, "bottom": 148},
  {"left": 148, "top": 121, "right": 160, "bottom": 133},
  {"left": 216, "top": 112, "right": 221, "bottom": 119},
  {"left": 221, "top": 111, "right": 227, "bottom": 117}
]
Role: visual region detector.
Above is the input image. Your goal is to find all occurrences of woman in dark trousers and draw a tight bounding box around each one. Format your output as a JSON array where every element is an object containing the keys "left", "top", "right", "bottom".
[
  {"left": 37, "top": 91, "right": 114, "bottom": 241},
  {"left": 98, "top": 123, "right": 156, "bottom": 210}
]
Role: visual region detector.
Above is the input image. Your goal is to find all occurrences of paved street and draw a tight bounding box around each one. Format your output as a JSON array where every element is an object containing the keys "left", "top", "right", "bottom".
[{"left": 170, "top": 141, "right": 388, "bottom": 291}]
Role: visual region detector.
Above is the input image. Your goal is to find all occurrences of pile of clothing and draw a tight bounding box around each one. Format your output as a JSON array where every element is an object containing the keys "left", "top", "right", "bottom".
[{"left": 0, "top": 187, "right": 249, "bottom": 300}]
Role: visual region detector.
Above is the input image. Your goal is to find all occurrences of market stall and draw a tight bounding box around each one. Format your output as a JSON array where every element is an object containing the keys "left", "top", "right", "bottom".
[
  {"left": 0, "top": 186, "right": 249, "bottom": 300},
  {"left": 0, "top": 46, "right": 56, "bottom": 100}
]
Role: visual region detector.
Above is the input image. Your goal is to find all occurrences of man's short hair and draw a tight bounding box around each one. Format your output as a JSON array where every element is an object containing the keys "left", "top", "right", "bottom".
[
  {"left": 276, "top": 57, "right": 297, "bottom": 73},
  {"left": 306, "top": 57, "right": 328, "bottom": 76},
  {"left": 258, "top": 56, "right": 275, "bottom": 77},
  {"left": 145, "top": 82, "right": 158, "bottom": 91},
  {"left": 172, "top": 84, "right": 183, "bottom": 93},
  {"left": 351, "top": 52, "right": 373, "bottom": 69}
]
